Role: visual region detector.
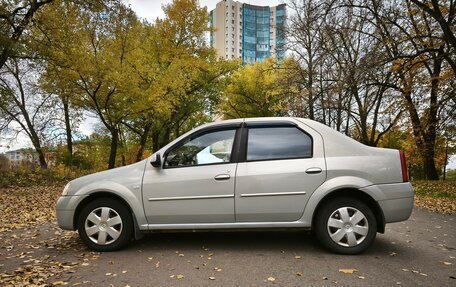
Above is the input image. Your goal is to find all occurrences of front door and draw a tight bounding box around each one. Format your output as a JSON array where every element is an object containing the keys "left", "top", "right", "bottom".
[{"left": 142, "top": 127, "right": 239, "bottom": 224}]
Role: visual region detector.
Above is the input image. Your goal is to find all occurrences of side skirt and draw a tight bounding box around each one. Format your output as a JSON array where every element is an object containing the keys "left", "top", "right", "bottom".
[{"left": 138, "top": 221, "right": 311, "bottom": 232}]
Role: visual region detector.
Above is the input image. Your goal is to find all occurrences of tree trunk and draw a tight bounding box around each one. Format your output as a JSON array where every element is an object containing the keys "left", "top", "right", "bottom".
[
  {"left": 108, "top": 128, "right": 119, "bottom": 169},
  {"left": 152, "top": 132, "right": 160, "bottom": 153},
  {"left": 422, "top": 143, "right": 439, "bottom": 180},
  {"left": 63, "top": 99, "right": 73, "bottom": 155},
  {"left": 135, "top": 125, "right": 151, "bottom": 162},
  {"left": 421, "top": 48, "right": 444, "bottom": 180},
  {"left": 36, "top": 146, "right": 47, "bottom": 169}
]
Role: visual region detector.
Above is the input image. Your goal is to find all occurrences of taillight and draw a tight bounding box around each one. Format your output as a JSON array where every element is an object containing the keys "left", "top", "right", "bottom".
[{"left": 399, "top": 150, "right": 409, "bottom": 182}]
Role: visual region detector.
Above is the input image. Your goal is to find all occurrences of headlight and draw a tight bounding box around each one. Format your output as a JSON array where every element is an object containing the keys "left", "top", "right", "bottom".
[{"left": 62, "top": 183, "right": 71, "bottom": 196}]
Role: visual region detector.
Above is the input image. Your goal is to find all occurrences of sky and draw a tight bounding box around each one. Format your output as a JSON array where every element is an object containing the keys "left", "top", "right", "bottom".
[
  {"left": 125, "top": 0, "right": 283, "bottom": 21},
  {"left": 0, "top": 0, "right": 455, "bottom": 169}
]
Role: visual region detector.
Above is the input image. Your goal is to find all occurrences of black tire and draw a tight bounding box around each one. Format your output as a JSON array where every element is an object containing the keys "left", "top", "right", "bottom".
[
  {"left": 314, "top": 197, "right": 377, "bottom": 254},
  {"left": 77, "top": 198, "right": 133, "bottom": 252}
]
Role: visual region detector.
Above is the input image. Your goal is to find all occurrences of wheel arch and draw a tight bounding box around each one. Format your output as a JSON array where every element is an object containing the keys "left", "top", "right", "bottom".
[
  {"left": 73, "top": 191, "right": 144, "bottom": 239},
  {"left": 311, "top": 188, "right": 385, "bottom": 233},
  {"left": 74, "top": 192, "right": 124, "bottom": 228}
]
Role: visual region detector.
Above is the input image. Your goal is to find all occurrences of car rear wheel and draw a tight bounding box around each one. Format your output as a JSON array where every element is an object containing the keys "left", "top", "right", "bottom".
[
  {"left": 314, "top": 197, "right": 377, "bottom": 254},
  {"left": 77, "top": 198, "right": 133, "bottom": 251}
]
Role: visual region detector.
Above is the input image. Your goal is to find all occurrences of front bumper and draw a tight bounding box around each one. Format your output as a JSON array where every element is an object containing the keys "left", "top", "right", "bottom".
[
  {"left": 56, "top": 195, "right": 87, "bottom": 230},
  {"left": 360, "top": 182, "right": 414, "bottom": 223}
]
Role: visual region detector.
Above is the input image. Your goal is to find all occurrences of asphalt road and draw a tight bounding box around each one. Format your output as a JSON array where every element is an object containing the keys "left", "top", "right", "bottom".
[{"left": 1, "top": 207, "right": 455, "bottom": 286}]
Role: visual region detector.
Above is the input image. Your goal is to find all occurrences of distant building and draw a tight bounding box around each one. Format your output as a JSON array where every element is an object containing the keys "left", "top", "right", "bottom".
[
  {"left": 4, "top": 148, "right": 38, "bottom": 167},
  {"left": 210, "top": 0, "right": 286, "bottom": 64}
]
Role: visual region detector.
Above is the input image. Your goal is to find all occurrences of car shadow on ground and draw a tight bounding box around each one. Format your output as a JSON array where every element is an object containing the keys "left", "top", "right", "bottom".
[{"left": 119, "top": 230, "right": 409, "bottom": 257}]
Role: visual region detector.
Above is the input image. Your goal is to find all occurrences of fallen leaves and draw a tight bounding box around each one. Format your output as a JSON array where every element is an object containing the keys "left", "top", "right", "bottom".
[
  {"left": 0, "top": 185, "right": 64, "bottom": 232},
  {"left": 402, "top": 269, "right": 428, "bottom": 276},
  {"left": 267, "top": 277, "right": 276, "bottom": 282},
  {"left": 413, "top": 181, "right": 456, "bottom": 214},
  {"left": 339, "top": 269, "right": 358, "bottom": 274}
]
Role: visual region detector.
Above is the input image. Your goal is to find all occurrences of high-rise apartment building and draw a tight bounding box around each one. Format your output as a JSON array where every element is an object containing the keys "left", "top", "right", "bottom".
[{"left": 210, "top": 0, "right": 286, "bottom": 64}]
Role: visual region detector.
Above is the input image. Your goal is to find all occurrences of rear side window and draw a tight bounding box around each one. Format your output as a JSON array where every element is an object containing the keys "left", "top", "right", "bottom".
[{"left": 247, "top": 127, "right": 312, "bottom": 161}]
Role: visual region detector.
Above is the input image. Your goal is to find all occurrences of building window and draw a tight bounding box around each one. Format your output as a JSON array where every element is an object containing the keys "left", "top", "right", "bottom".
[{"left": 232, "top": 20, "right": 234, "bottom": 24}]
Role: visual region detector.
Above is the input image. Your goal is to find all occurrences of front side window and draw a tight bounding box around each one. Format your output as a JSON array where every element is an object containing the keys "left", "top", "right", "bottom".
[
  {"left": 247, "top": 127, "right": 312, "bottom": 161},
  {"left": 165, "top": 129, "right": 236, "bottom": 168}
]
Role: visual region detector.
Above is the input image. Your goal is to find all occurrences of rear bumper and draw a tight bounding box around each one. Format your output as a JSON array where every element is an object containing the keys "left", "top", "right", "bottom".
[
  {"left": 360, "top": 182, "right": 414, "bottom": 223},
  {"left": 378, "top": 196, "right": 414, "bottom": 223}
]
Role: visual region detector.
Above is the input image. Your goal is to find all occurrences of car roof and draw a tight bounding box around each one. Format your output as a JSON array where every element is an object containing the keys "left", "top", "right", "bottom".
[{"left": 200, "top": 117, "right": 299, "bottom": 128}]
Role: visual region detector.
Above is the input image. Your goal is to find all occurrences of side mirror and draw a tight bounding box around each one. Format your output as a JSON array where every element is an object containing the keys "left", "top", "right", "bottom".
[{"left": 150, "top": 153, "right": 162, "bottom": 168}]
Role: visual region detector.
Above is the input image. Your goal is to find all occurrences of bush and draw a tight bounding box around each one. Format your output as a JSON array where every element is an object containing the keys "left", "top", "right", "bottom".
[{"left": 0, "top": 166, "right": 92, "bottom": 188}]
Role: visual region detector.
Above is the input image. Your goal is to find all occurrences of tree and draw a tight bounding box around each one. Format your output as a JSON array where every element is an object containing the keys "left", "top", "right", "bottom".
[
  {"left": 219, "top": 58, "right": 295, "bottom": 118},
  {"left": 321, "top": 3, "right": 403, "bottom": 145},
  {"left": 40, "top": 1, "right": 146, "bottom": 169},
  {"left": 0, "top": 0, "right": 54, "bottom": 69},
  {"left": 362, "top": 0, "right": 455, "bottom": 179},
  {"left": 287, "top": 0, "right": 327, "bottom": 120},
  {"left": 121, "top": 0, "right": 237, "bottom": 156},
  {"left": 0, "top": 58, "right": 57, "bottom": 168}
]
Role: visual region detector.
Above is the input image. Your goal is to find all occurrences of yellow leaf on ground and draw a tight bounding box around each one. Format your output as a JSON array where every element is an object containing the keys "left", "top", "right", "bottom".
[
  {"left": 339, "top": 269, "right": 358, "bottom": 274},
  {"left": 267, "top": 277, "right": 276, "bottom": 282}
]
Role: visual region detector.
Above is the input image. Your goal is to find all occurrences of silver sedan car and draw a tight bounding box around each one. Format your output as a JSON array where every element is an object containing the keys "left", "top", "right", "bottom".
[{"left": 56, "top": 117, "right": 414, "bottom": 254}]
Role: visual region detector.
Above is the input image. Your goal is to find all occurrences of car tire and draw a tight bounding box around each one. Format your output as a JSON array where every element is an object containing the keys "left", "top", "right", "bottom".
[
  {"left": 77, "top": 198, "right": 133, "bottom": 252},
  {"left": 314, "top": 197, "right": 377, "bottom": 254}
]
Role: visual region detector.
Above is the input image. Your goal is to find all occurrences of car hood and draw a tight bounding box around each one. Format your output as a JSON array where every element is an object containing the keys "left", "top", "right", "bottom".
[{"left": 65, "top": 159, "right": 148, "bottom": 196}]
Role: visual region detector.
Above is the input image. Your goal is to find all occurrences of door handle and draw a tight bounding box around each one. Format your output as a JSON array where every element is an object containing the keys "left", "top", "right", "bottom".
[
  {"left": 214, "top": 174, "right": 230, "bottom": 181},
  {"left": 306, "top": 167, "right": 322, "bottom": 174}
]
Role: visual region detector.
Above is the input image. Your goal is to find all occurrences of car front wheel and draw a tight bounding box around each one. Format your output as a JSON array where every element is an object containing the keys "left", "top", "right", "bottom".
[
  {"left": 77, "top": 198, "right": 133, "bottom": 251},
  {"left": 314, "top": 197, "right": 377, "bottom": 254}
]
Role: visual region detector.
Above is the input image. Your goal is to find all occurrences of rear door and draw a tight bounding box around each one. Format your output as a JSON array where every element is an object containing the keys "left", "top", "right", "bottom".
[{"left": 235, "top": 121, "right": 326, "bottom": 222}]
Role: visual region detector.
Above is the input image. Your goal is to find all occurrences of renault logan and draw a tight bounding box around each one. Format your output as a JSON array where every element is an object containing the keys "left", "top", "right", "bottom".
[{"left": 56, "top": 117, "right": 414, "bottom": 254}]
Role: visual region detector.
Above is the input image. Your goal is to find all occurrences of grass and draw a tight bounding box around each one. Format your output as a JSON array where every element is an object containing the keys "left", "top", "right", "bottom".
[
  {"left": 412, "top": 180, "right": 456, "bottom": 199},
  {"left": 412, "top": 180, "right": 455, "bottom": 214}
]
